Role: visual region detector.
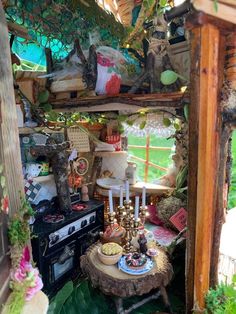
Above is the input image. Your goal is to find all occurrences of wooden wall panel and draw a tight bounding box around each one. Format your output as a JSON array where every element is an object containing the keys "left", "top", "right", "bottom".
[
  {"left": 0, "top": 0, "right": 24, "bottom": 304},
  {"left": 0, "top": 1, "right": 23, "bottom": 212}
]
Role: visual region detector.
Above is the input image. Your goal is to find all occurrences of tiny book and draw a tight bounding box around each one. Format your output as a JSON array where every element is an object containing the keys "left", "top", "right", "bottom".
[{"left": 169, "top": 207, "right": 187, "bottom": 232}]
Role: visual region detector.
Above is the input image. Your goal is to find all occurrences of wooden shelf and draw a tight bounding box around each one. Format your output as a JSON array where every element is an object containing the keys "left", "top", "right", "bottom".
[
  {"left": 50, "top": 92, "right": 187, "bottom": 112},
  {"left": 18, "top": 127, "right": 64, "bottom": 135}
]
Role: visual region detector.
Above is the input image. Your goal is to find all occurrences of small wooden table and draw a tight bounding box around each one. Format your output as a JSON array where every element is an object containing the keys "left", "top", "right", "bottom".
[{"left": 80, "top": 242, "right": 173, "bottom": 314}]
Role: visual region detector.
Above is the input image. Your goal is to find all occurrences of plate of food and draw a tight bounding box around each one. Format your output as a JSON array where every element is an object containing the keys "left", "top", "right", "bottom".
[{"left": 118, "top": 253, "right": 153, "bottom": 275}]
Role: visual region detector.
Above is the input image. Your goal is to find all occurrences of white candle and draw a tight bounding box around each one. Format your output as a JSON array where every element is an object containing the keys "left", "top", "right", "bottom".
[
  {"left": 142, "top": 186, "right": 146, "bottom": 207},
  {"left": 119, "top": 186, "right": 123, "bottom": 207},
  {"left": 135, "top": 196, "right": 139, "bottom": 220},
  {"left": 109, "top": 190, "right": 113, "bottom": 213},
  {"left": 125, "top": 180, "right": 129, "bottom": 202}
]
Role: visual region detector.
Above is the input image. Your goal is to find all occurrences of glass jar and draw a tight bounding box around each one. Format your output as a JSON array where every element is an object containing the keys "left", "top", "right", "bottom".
[{"left": 125, "top": 162, "right": 137, "bottom": 185}]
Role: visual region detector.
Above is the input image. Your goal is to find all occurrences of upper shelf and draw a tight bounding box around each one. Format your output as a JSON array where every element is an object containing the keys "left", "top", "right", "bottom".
[
  {"left": 18, "top": 127, "right": 64, "bottom": 135},
  {"left": 50, "top": 92, "right": 187, "bottom": 112}
]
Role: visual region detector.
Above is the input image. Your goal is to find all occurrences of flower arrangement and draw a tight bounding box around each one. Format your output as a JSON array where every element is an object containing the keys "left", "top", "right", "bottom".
[
  {"left": 5, "top": 197, "right": 43, "bottom": 314},
  {"left": 8, "top": 247, "right": 43, "bottom": 314}
]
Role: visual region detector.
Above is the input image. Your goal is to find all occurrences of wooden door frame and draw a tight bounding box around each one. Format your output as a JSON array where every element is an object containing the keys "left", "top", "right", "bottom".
[{"left": 186, "top": 11, "right": 236, "bottom": 313}]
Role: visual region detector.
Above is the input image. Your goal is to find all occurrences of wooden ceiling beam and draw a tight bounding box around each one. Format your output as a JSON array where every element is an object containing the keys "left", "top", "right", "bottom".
[
  {"left": 186, "top": 10, "right": 236, "bottom": 33},
  {"left": 192, "top": 0, "right": 236, "bottom": 29}
]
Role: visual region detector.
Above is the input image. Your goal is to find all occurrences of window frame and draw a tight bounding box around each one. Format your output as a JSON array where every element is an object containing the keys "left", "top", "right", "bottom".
[{"left": 128, "top": 134, "right": 173, "bottom": 182}]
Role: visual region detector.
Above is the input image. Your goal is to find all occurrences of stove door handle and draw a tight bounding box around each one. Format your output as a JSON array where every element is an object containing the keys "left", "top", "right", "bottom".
[
  {"left": 88, "top": 230, "right": 99, "bottom": 239},
  {"left": 57, "top": 246, "right": 75, "bottom": 264}
]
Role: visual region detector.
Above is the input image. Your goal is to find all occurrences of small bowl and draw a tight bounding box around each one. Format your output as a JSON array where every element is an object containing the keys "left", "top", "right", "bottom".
[{"left": 97, "top": 247, "right": 122, "bottom": 265}]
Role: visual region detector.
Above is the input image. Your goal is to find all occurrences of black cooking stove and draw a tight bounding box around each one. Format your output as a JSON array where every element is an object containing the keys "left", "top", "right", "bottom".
[{"left": 31, "top": 198, "right": 104, "bottom": 297}]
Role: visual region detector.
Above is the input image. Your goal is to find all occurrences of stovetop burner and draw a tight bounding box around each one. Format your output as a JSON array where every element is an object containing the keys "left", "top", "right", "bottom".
[
  {"left": 43, "top": 214, "right": 65, "bottom": 224},
  {"left": 72, "top": 203, "right": 88, "bottom": 212}
]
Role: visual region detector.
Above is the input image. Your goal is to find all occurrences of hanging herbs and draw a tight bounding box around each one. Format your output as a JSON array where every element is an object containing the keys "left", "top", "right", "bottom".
[{"left": 8, "top": 196, "right": 34, "bottom": 251}]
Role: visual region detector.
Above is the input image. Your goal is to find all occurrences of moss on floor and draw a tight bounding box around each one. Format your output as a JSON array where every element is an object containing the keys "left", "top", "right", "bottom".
[{"left": 48, "top": 278, "right": 185, "bottom": 314}]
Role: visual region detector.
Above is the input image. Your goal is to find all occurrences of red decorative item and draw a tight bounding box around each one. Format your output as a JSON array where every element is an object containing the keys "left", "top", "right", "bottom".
[
  {"left": 146, "top": 204, "right": 162, "bottom": 225},
  {"left": 1, "top": 195, "right": 9, "bottom": 214},
  {"left": 105, "top": 74, "right": 121, "bottom": 95},
  {"left": 97, "top": 53, "right": 115, "bottom": 67},
  {"left": 72, "top": 204, "right": 88, "bottom": 211},
  {"left": 169, "top": 207, "right": 187, "bottom": 232},
  {"left": 106, "top": 134, "right": 121, "bottom": 151}
]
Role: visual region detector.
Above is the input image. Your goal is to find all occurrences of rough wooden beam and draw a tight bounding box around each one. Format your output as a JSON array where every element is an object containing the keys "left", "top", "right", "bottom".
[
  {"left": 0, "top": 1, "right": 24, "bottom": 304},
  {"left": 210, "top": 125, "right": 232, "bottom": 286},
  {"left": 0, "top": 2, "right": 24, "bottom": 211},
  {"left": 192, "top": 0, "right": 236, "bottom": 26},
  {"left": 186, "top": 11, "right": 236, "bottom": 33},
  {"left": 51, "top": 92, "right": 187, "bottom": 110},
  {"left": 209, "top": 33, "right": 227, "bottom": 287},
  {"left": 193, "top": 23, "right": 220, "bottom": 311},
  {"left": 223, "top": 108, "right": 236, "bottom": 126},
  {"left": 186, "top": 26, "right": 201, "bottom": 314},
  {"left": 7, "top": 21, "right": 31, "bottom": 40}
]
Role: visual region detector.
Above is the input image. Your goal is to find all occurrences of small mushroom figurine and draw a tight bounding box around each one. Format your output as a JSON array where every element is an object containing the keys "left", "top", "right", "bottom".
[{"left": 138, "top": 232, "right": 148, "bottom": 255}]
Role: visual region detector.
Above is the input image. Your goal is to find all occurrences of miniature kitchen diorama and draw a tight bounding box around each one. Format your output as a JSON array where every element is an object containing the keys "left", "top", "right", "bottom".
[{"left": 2, "top": 1, "right": 192, "bottom": 313}]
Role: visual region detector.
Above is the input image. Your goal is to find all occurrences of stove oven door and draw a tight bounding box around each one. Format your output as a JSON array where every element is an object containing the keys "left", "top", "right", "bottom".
[
  {"left": 43, "top": 240, "right": 77, "bottom": 293},
  {"left": 77, "top": 225, "right": 102, "bottom": 257}
]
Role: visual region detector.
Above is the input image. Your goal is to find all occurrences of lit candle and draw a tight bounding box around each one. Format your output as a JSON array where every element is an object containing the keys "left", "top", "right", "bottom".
[
  {"left": 142, "top": 186, "right": 146, "bottom": 207},
  {"left": 109, "top": 190, "right": 113, "bottom": 213},
  {"left": 119, "top": 186, "right": 123, "bottom": 207},
  {"left": 125, "top": 180, "right": 129, "bottom": 202},
  {"left": 135, "top": 196, "right": 139, "bottom": 220}
]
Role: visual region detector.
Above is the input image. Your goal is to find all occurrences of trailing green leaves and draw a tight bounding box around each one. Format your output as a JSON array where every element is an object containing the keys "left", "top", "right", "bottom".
[{"left": 48, "top": 281, "right": 74, "bottom": 314}]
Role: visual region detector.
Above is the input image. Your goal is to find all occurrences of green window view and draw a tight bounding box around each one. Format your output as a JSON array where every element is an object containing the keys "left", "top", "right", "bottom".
[{"left": 128, "top": 134, "right": 175, "bottom": 183}]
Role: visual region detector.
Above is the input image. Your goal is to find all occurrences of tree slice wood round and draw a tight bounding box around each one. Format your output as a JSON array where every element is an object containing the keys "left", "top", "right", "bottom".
[{"left": 80, "top": 242, "right": 173, "bottom": 298}]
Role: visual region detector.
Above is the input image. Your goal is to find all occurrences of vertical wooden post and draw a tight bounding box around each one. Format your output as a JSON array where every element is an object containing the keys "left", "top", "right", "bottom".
[
  {"left": 0, "top": 1, "right": 23, "bottom": 212},
  {"left": 0, "top": 0, "right": 24, "bottom": 303},
  {"left": 187, "top": 23, "right": 221, "bottom": 312},
  {"left": 186, "top": 27, "right": 201, "bottom": 313}
]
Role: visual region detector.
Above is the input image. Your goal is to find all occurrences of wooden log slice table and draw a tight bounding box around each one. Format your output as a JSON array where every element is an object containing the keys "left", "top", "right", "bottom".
[{"left": 80, "top": 242, "right": 174, "bottom": 314}]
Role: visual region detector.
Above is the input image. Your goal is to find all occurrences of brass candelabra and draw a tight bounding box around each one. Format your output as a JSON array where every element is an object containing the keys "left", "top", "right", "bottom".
[{"left": 107, "top": 200, "right": 147, "bottom": 253}]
